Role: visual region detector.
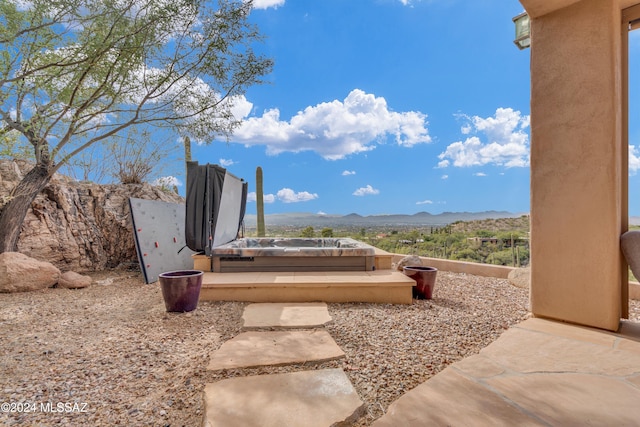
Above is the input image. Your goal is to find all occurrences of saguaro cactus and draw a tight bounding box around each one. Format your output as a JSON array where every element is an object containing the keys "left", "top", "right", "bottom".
[
  {"left": 183, "top": 136, "right": 191, "bottom": 177},
  {"left": 256, "top": 166, "right": 265, "bottom": 237}
]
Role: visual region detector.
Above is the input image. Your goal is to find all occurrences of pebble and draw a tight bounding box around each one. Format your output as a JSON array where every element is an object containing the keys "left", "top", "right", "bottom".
[{"left": 0, "top": 269, "right": 637, "bottom": 426}]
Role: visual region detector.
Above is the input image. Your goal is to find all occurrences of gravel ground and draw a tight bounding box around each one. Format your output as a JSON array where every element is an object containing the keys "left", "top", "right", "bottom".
[{"left": 1, "top": 269, "right": 638, "bottom": 426}]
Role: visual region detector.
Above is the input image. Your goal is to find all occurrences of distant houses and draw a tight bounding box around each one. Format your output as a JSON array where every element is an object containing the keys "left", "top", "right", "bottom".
[
  {"left": 467, "top": 237, "right": 500, "bottom": 245},
  {"left": 467, "top": 236, "right": 529, "bottom": 247}
]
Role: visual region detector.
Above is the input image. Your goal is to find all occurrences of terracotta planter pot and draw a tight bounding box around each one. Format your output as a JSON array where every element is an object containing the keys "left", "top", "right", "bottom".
[
  {"left": 403, "top": 266, "right": 438, "bottom": 299},
  {"left": 158, "top": 270, "right": 203, "bottom": 312},
  {"left": 622, "top": 231, "right": 640, "bottom": 280}
]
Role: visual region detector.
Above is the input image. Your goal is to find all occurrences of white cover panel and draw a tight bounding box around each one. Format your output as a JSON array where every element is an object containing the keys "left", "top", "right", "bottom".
[{"left": 212, "top": 171, "right": 244, "bottom": 247}]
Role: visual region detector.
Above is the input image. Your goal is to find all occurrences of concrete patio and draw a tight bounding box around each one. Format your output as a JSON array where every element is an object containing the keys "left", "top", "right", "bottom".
[
  {"left": 203, "top": 302, "right": 365, "bottom": 426},
  {"left": 373, "top": 317, "right": 640, "bottom": 426},
  {"left": 202, "top": 301, "right": 640, "bottom": 426}
]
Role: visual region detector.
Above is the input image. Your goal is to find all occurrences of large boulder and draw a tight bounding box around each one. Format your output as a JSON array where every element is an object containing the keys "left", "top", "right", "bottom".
[
  {"left": 0, "top": 159, "right": 184, "bottom": 271},
  {"left": 508, "top": 267, "right": 531, "bottom": 289},
  {"left": 393, "top": 255, "right": 423, "bottom": 271},
  {"left": 58, "top": 271, "right": 92, "bottom": 289},
  {"left": 0, "top": 252, "right": 61, "bottom": 292}
]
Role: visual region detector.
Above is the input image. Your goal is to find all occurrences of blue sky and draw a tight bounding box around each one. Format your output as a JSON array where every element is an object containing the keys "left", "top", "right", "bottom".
[{"left": 169, "top": 0, "right": 640, "bottom": 217}]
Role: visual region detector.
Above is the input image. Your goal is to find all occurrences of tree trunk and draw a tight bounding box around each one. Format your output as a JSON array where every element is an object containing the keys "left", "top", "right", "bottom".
[{"left": 0, "top": 164, "right": 51, "bottom": 253}]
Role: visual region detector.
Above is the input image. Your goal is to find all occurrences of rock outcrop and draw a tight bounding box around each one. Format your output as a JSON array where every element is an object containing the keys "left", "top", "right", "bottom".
[{"left": 0, "top": 159, "right": 184, "bottom": 271}]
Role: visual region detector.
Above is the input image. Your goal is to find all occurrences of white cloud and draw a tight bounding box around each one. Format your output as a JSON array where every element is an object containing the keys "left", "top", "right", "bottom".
[
  {"left": 153, "top": 176, "right": 182, "bottom": 187},
  {"left": 251, "top": 0, "right": 285, "bottom": 9},
  {"left": 219, "top": 158, "right": 235, "bottom": 167},
  {"left": 353, "top": 185, "right": 380, "bottom": 196},
  {"left": 342, "top": 170, "right": 356, "bottom": 176},
  {"left": 247, "top": 192, "right": 276, "bottom": 203},
  {"left": 439, "top": 108, "right": 530, "bottom": 168},
  {"left": 631, "top": 145, "right": 640, "bottom": 175},
  {"left": 416, "top": 200, "right": 433, "bottom": 205},
  {"left": 276, "top": 188, "right": 318, "bottom": 203},
  {"left": 248, "top": 189, "right": 317, "bottom": 204},
  {"left": 230, "top": 95, "right": 253, "bottom": 121},
  {"left": 317, "top": 211, "right": 327, "bottom": 216},
  {"left": 474, "top": 172, "right": 487, "bottom": 177},
  {"left": 232, "top": 89, "right": 431, "bottom": 160},
  {"left": 441, "top": 174, "right": 449, "bottom": 180}
]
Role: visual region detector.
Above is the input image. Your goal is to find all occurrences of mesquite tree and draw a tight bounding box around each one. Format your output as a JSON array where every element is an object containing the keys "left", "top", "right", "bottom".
[{"left": 0, "top": 0, "right": 272, "bottom": 252}]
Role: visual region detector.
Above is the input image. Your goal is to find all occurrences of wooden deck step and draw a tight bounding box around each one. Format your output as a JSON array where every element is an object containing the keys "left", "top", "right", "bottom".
[
  {"left": 199, "top": 270, "right": 414, "bottom": 304},
  {"left": 373, "top": 248, "right": 393, "bottom": 270}
]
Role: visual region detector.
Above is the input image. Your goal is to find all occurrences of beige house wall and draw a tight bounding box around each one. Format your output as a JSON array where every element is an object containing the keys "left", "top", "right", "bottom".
[
  {"left": 520, "top": 0, "right": 631, "bottom": 331},
  {"left": 523, "top": 0, "right": 639, "bottom": 18}
]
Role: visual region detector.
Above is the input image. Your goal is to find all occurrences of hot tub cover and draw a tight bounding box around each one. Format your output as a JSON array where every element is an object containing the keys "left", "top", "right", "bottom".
[{"left": 185, "top": 162, "right": 247, "bottom": 255}]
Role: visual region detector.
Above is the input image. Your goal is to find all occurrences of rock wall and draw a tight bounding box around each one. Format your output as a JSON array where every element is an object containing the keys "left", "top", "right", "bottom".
[{"left": 0, "top": 159, "right": 184, "bottom": 271}]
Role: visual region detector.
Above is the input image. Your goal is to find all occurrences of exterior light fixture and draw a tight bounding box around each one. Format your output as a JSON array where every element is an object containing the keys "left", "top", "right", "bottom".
[{"left": 513, "top": 12, "right": 530, "bottom": 50}]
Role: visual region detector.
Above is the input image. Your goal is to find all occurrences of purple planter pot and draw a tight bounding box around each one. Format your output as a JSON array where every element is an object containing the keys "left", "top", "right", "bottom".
[
  {"left": 159, "top": 270, "right": 204, "bottom": 312},
  {"left": 403, "top": 266, "right": 438, "bottom": 299}
]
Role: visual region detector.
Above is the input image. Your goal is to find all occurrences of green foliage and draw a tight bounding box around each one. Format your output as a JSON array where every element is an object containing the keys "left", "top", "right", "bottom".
[
  {"left": 450, "top": 248, "right": 482, "bottom": 263},
  {"left": 359, "top": 219, "right": 530, "bottom": 267},
  {"left": 0, "top": 0, "right": 273, "bottom": 173},
  {"left": 0, "top": 131, "right": 31, "bottom": 160},
  {"left": 486, "top": 250, "right": 516, "bottom": 266},
  {"left": 0, "top": 0, "right": 273, "bottom": 252},
  {"left": 300, "top": 226, "right": 314, "bottom": 238},
  {"left": 321, "top": 227, "right": 333, "bottom": 237}
]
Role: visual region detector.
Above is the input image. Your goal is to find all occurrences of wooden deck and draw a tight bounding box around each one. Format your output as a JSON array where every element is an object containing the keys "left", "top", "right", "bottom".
[
  {"left": 199, "top": 270, "right": 414, "bottom": 304},
  {"left": 195, "top": 248, "right": 410, "bottom": 304}
]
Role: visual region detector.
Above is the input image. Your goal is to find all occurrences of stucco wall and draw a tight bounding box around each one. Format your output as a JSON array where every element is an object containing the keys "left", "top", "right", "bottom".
[
  {"left": 391, "top": 255, "right": 514, "bottom": 279},
  {"left": 524, "top": 0, "right": 624, "bottom": 331},
  {"left": 523, "top": 0, "right": 640, "bottom": 18}
]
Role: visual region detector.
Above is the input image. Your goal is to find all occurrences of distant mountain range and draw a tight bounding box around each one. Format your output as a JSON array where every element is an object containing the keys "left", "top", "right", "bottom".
[{"left": 243, "top": 211, "right": 527, "bottom": 228}]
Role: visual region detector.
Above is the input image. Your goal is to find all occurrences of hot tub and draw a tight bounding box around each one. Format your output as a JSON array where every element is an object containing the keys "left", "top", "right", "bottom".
[{"left": 210, "top": 237, "right": 377, "bottom": 272}]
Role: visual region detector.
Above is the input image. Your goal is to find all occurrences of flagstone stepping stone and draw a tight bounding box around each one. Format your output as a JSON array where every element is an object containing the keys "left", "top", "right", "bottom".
[
  {"left": 203, "top": 368, "right": 364, "bottom": 427},
  {"left": 242, "top": 302, "right": 332, "bottom": 329},
  {"left": 207, "top": 330, "right": 345, "bottom": 370}
]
